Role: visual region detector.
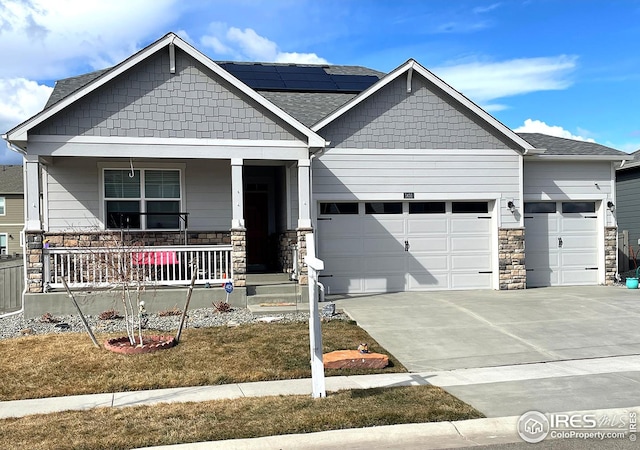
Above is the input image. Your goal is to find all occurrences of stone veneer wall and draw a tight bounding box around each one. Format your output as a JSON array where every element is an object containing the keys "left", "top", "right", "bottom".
[
  {"left": 605, "top": 226, "right": 617, "bottom": 285},
  {"left": 498, "top": 228, "right": 526, "bottom": 290},
  {"left": 230, "top": 228, "right": 247, "bottom": 287},
  {"left": 278, "top": 230, "right": 298, "bottom": 275},
  {"left": 296, "top": 228, "right": 313, "bottom": 285},
  {"left": 44, "top": 230, "right": 231, "bottom": 247},
  {"left": 25, "top": 232, "right": 44, "bottom": 293}
]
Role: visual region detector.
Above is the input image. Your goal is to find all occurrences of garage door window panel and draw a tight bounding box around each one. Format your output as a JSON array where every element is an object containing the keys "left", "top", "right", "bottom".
[
  {"left": 561, "top": 202, "right": 596, "bottom": 213},
  {"left": 319, "top": 202, "right": 359, "bottom": 215},
  {"left": 409, "top": 202, "right": 446, "bottom": 214},
  {"left": 452, "top": 202, "right": 489, "bottom": 214},
  {"left": 524, "top": 202, "right": 556, "bottom": 213},
  {"left": 365, "top": 202, "right": 403, "bottom": 214}
]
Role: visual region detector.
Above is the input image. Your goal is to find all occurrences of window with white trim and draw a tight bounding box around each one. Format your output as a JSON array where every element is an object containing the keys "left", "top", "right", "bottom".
[
  {"left": 0, "top": 197, "right": 5, "bottom": 216},
  {"left": 104, "top": 169, "right": 181, "bottom": 230},
  {"left": 0, "top": 233, "right": 7, "bottom": 255}
]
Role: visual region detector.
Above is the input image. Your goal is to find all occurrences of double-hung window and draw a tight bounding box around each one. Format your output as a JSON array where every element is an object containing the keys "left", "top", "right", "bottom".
[{"left": 104, "top": 169, "right": 181, "bottom": 230}]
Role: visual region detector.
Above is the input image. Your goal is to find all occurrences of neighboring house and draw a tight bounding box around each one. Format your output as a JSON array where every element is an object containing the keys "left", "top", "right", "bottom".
[
  {"left": 2, "top": 33, "right": 630, "bottom": 312},
  {"left": 0, "top": 165, "right": 24, "bottom": 255},
  {"left": 615, "top": 149, "right": 640, "bottom": 271}
]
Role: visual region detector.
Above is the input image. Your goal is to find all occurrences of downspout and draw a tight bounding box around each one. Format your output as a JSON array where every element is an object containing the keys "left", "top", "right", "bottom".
[
  {"left": 5, "top": 140, "right": 26, "bottom": 156},
  {"left": 0, "top": 141, "right": 28, "bottom": 318}
]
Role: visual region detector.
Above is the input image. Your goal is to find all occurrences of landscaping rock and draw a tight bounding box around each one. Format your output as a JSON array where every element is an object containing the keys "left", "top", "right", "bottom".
[{"left": 323, "top": 349, "right": 389, "bottom": 369}]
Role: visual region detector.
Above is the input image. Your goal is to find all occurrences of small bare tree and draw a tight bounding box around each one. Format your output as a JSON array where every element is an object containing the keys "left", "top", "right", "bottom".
[
  {"left": 50, "top": 231, "right": 151, "bottom": 346},
  {"left": 99, "top": 234, "right": 149, "bottom": 346}
]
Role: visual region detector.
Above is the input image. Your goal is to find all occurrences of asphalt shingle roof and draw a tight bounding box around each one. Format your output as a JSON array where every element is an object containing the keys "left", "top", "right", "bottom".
[
  {"left": 0, "top": 165, "right": 23, "bottom": 194},
  {"left": 517, "top": 133, "right": 627, "bottom": 157},
  {"left": 43, "top": 61, "right": 384, "bottom": 125},
  {"left": 44, "top": 68, "right": 112, "bottom": 108},
  {"left": 38, "top": 60, "right": 629, "bottom": 159},
  {"left": 260, "top": 91, "right": 358, "bottom": 127}
]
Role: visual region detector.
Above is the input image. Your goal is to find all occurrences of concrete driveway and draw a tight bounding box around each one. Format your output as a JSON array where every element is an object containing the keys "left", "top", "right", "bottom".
[{"left": 330, "top": 286, "right": 640, "bottom": 417}]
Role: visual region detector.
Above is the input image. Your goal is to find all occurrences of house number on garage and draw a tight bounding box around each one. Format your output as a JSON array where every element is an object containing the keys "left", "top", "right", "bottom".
[{"left": 404, "top": 192, "right": 414, "bottom": 199}]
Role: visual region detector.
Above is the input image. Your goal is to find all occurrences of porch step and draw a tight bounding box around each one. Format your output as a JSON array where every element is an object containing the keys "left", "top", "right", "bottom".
[
  {"left": 247, "top": 304, "right": 307, "bottom": 316},
  {"left": 247, "top": 285, "right": 301, "bottom": 305},
  {"left": 247, "top": 282, "right": 300, "bottom": 296},
  {"left": 245, "top": 273, "right": 303, "bottom": 306},
  {"left": 245, "top": 273, "right": 293, "bottom": 285}
]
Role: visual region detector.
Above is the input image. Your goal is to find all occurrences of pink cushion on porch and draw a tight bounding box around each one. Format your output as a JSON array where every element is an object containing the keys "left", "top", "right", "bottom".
[{"left": 133, "top": 251, "right": 178, "bottom": 265}]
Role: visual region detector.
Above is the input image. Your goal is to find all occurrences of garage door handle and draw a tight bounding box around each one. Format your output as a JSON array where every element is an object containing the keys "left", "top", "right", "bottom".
[
  {"left": 558, "top": 237, "right": 563, "bottom": 248},
  {"left": 405, "top": 240, "right": 410, "bottom": 252}
]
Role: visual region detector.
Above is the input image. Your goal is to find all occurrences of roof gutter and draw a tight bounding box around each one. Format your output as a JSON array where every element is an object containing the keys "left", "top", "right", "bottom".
[
  {"left": 525, "top": 154, "right": 632, "bottom": 161},
  {"left": 523, "top": 147, "right": 546, "bottom": 156},
  {"left": 3, "top": 138, "right": 26, "bottom": 156}
]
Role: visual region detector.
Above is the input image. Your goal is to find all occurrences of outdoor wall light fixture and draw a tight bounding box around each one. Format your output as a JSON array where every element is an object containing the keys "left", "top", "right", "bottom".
[
  {"left": 607, "top": 201, "right": 615, "bottom": 212},
  {"left": 507, "top": 200, "right": 516, "bottom": 213}
]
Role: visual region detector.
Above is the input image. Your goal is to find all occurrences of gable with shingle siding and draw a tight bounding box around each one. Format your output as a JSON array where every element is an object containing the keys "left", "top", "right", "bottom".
[
  {"left": 317, "top": 74, "right": 518, "bottom": 150},
  {"left": 32, "top": 49, "right": 305, "bottom": 142}
]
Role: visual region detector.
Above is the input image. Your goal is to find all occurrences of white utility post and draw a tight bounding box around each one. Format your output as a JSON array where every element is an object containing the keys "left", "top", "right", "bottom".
[{"left": 305, "top": 232, "right": 326, "bottom": 398}]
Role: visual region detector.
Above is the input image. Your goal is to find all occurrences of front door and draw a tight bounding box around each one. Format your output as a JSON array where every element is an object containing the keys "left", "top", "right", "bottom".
[{"left": 245, "top": 190, "right": 270, "bottom": 271}]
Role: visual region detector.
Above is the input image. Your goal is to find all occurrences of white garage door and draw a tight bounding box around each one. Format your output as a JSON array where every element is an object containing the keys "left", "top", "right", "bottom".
[
  {"left": 525, "top": 201, "right": 599, "bottom": 287},
  {"left": 317, "top": 201, "right": 493, "bottom": 294}
]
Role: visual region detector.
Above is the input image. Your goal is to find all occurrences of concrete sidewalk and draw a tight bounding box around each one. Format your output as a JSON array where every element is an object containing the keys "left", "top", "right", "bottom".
[
  {"left": 4, "top": 355, "right": 640, "bottom": 419},
  {"left": 2, "top": 356, "right": 640, "bottom": 448}
]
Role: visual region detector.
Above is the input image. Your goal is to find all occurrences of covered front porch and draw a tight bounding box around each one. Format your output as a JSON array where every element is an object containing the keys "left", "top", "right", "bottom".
[{"left": 22, "top": 154, "right": 316, "bottom": 301}]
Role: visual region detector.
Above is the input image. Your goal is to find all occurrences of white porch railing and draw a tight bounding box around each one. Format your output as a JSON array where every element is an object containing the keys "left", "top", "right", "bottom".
[{"left": 44, "top": 245, "right": 233, "bottom": 290}]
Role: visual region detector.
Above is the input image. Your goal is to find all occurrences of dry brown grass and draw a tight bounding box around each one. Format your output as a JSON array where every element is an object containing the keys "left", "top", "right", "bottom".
[
  {"left": 0, "top": 386, "right": 484, "bottom": 450},
  {"left": 0, "top": 320, "right": 405, "bottom": 401}
]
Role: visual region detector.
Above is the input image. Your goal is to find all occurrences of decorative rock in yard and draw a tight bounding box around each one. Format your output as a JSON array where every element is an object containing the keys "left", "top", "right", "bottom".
[
  {"left": 104, "top": 335, "right": 176, "bottom": 355},
  {"left": 323, "top": 349, "right": 389, "bottom": 369}
]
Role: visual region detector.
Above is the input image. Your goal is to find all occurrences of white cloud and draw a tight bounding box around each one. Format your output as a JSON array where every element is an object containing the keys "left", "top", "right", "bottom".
[
  {"left": 609, "top": 142, "right": 640, "bottom": 153},
  {"left": 483, "top": 103, "right": 509, "bottom": 112},
  {"left": 201, "top": 23, "right": 328, "bottom": 64},
  {"left": 514, "top": 119, "right": 596, "bottom": 142},
  {"left": 201, "top": 35, "right": 233, "bottom": 55},
  {"left": 275, "top": 52, "right": 328, "bottom": 64},
  {"left": 473, "top": 3, "right": 502, "bottom": 14},
  {"left": 0, "top": 0, "right": 180, "bottom": 79},
  {"left": 433, "top": 55, "right": 577, "bottom": 105},
  {"left": 0, "top": 78, "right": 52, "bottom": 163},
  {"left": 227, "top": 27, "right": 279, "bottom": 61},
  {"left": 0, "top": 78, "right": 52, "bottom": 133}
]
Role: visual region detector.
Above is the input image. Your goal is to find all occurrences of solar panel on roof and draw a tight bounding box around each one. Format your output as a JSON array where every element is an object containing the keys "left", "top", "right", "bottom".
[
  {"left": 276, "top": 66, "right": 326, "bottom": 74},
  {"left": 218, "top": 62, "right": 380, "bottom": 93}
]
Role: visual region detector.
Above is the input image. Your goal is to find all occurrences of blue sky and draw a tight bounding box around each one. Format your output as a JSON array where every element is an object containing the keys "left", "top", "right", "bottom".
[{"left": 1, "top": 0, "right": 639, "bottom": 164}]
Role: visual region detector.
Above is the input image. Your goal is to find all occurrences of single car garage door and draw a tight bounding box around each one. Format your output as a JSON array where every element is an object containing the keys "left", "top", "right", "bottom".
[
  {"left": 524, "top": 201, "right": 599, "bottom": 287},
  {"left": 317, "top": 201, "right": 493, "bottom": 294}
]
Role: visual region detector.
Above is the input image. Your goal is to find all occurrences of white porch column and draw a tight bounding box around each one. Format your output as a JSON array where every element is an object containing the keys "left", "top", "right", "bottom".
[
  {"left": 297, "top": 159, "right": 311, "bottom": 228},
  {"left": 231, "top": 158, "right": 245, "bottom": 228},
  {"left": 24, "top": 155, "right": 42, "bottom": 231}
]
